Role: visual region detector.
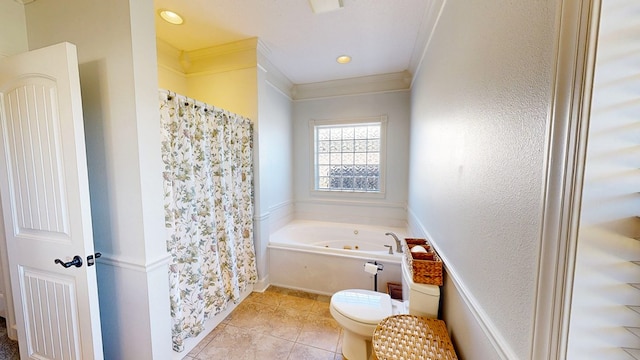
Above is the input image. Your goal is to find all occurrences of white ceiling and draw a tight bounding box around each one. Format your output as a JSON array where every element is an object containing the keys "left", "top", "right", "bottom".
[{"left": 153, "top": 0, "right": 429, "bottom": 85}]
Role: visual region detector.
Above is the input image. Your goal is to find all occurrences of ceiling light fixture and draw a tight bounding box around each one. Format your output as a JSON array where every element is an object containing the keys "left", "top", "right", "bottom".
[
  {"left": 336, "top": 55, "right": 352, "bottom": 64},
  {"left": 159, "top": 10, "right": 184, "bottom": 25},
  {"left": 309, "top": 0, "right": 344, "bottom": 14}
]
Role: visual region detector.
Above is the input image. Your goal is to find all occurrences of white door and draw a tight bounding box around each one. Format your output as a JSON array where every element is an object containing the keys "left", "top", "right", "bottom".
[{"left": 0, "top": 43, "right": 103, "bottom": 359}]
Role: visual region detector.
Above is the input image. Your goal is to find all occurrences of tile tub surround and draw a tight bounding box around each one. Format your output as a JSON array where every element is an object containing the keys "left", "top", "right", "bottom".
[{"left": 185, "top": 286, "right": 345, "bottom": 360}]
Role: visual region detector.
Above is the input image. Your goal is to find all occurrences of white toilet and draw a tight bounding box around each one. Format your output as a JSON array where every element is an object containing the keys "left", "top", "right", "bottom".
[{"left": 329, "top": 258, "right": 440, "bottom": 360}]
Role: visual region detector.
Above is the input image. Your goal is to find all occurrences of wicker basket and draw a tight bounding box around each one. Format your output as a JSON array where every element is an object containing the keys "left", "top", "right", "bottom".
[
  {"left": 404, "top": 238, "right": 443, "bottom": 286},
  {"left": 372, "top": 315, "right": 458, "bottom": 360},
  {"left": 405, "top": 238, "right": 428, "bottom": 246}
]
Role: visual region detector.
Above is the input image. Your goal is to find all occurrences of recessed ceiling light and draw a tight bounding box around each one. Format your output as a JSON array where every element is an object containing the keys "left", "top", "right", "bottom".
[
  {"left": 309, "top": 0, "right": 344, "bottom": 14},
  {"left": 336, "top": 55, "right": 351, "bottom": 64},
  {"left": 159, "top": 10, "right": 184, "bottom": 25}
]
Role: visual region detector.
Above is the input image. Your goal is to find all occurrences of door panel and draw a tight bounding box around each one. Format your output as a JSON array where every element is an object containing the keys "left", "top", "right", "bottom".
[
  {"left": 3, "top": 76, "right": 70, "bottom": 241},
  {"left": 0, "top": 42, "right": 103, "bottom": 360},
  {"left": 21, "top": 268, "right": 79, "bottom": 358}
]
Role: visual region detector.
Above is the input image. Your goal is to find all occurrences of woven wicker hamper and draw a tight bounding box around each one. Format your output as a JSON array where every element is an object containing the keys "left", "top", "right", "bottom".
[{"left": 372, "top": 315, "right": 458, "bottom": 360}]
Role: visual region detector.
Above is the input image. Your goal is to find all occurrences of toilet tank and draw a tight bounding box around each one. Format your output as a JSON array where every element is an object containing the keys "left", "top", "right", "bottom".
[{"left": 401, "top": 258, "right": 440, "bottom": 318}]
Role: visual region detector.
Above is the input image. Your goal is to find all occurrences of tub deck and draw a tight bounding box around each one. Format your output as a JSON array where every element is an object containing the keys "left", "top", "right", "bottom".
[{"left": 268, "top": 220, "right": 408, "bottom": 295}]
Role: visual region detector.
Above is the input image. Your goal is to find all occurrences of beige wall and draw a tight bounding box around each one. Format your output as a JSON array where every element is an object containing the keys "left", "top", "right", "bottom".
[
  {"left": 188, "top": 69, "right": 257, "bottom": 120},
  {"left": 156, "top": 39, "right": 258, "bottom": 121},
  {"left": 156, "top": 39, "right": 188, "bottom": 95},
  {"left": 24, "top": 0, "right": 172, "bottom": 358},
  {"left": 157, "top": 65, "right": 188, "bottom": 96},
  {"left": 408, "top": 0, "right": 558, "bottom": 358},
  {"left": 0, "top": 0, "right": 27, "bottom": 337},
  {"left": 0, "top": 0, "right": 27, "bottom": 58}
]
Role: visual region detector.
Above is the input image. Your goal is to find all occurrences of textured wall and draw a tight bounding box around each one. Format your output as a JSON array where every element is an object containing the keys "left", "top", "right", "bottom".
[{"left": 408, "top": 0, "right": 557, "bottom": 358}]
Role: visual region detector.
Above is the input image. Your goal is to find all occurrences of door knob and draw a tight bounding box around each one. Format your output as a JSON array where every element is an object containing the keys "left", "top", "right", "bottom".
[{"left": 54, "top": 255, "right": 83, "bottom": 268}]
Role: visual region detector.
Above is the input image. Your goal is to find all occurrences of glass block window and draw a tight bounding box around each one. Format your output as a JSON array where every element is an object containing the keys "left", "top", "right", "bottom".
[{"left": 311, "top": 116, "right": 387, "bottom": 193}]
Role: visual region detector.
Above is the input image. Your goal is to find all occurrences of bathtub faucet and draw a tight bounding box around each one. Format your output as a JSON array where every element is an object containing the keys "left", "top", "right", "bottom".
[{"left": 385, "top": 232, "right": 403, "bottom": 253}]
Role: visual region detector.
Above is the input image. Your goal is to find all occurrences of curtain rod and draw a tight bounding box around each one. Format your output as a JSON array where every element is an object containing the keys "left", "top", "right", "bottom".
[{"left": 158, "top": 88, "right": 253, "bottom": 124}]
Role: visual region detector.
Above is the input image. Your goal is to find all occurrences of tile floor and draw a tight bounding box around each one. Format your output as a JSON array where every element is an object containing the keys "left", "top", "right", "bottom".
[
  {"left": 0, "top": 317, "right": 19, "bottom": 359},
  {"left": 184, "top": 286, "right": 345, "bottom": 360}
]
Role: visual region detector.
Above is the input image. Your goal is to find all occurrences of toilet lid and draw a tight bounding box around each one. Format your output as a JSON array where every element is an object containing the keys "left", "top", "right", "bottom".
[{"left": 331, "top": 289, "right": 392, "bottom": 324}]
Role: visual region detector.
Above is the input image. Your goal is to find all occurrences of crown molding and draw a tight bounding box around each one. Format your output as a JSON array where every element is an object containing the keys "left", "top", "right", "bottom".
[
  {"left": 257, "top": 40, "right": 294, "bottom": 99},
  {"left": 156, "top": 35, "right": 412, "bottom": 100},
  {"left": 187, "top": 37, "right": 258, "bottom": 62},
  {"left": 409, "top": 0, "right": 447, "bottom": 86},
  {"left": 183, "top": 38, "right": 257, "bottom": 75},
  {"left": 292, "top": 71, "right": 411, "bottom": 100},
  {"left": 155, "top": 38, "right": 184, "bottom": 73}
]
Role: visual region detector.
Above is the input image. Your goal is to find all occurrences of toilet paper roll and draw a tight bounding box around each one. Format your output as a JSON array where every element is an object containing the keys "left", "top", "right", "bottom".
[
  {"left": 364, "top": 262, "right": 379, "bottom": 275},
  {"left": 411, "top": 245, "right": 428, "bottom": 253}
]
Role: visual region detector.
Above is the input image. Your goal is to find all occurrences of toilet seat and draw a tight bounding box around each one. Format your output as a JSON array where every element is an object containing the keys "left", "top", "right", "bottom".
[
  {"left": 330, "top": 289, "right": 392, "bottom": 325},
  {"left": 330, "top": 289, "right": 393, "bottom": 360}
]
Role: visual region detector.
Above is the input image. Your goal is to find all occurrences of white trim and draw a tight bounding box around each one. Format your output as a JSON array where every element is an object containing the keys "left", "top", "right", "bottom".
[
  {"left": 252, "top": 276, "right": 270, "bottom": 293},
  {"left": 256, "top": 39, "right": 272, "bottom": 58},
  {"left": 254, "top": 202, "right": 293, "bottom": 224},
  {"left": 294, "top": 199, "right": 407, "bottom": 227},
  {"left": 0, "top": 206, "right": 16, "bottom": 340},
  {"left": 257, "top": 63, "right": 267, "bottom": 73},
  {"left": 258, "top": 44, "right": 294, "bottom": 99},
  {"left": 264, "top": 201, "right": 295, "bottom": 232},
  {"left": 296, "top": 198, "right": 405, "bottom": 210},
  {"left": 183, "top": 65, "right": 257, "bottom": 78},
  {"left": 171, "top": 286, "right": 253, "bottom": 359},
  {"left": 293, "top": 88, "right": 410, "bottom": 103},
  {"left": 187, "top": 38, "right": 257, "bottom": 61},
  {"left": 308, "top": 115, "right": 388, "bottom": 197},
  {"left": 531, "top": 0, "right": 599, "bottom": 359},
  {"left": 408, "top": 0, "right": 447, "bottom": 87},
  {"left": 293, "top": 72, "right": 411, "bottom": 100},
  {"left": 254, "top": 211, "right": 270, "bottom": 222},
  {"left": 269, "top": 200, "right": 293, "bottom": 212},
  {"left": 407, "top": 208, "right": 517, "bottom": 360},
  {"left": 265, "top": 79, "right": 293, "bottom": 101},
  {"left": 157, "top": 63, "right": 186, "bottom": 77},
  {"left": 98, "top": 253, "right": 172, "bottom": 273}
]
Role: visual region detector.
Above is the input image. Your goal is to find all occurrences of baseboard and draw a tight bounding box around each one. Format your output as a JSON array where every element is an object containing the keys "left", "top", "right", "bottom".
[
  {"left": 0, "top": 293, "right": 5, "bottom": 318},
  {"left": 172, "top": 285, "right": 253, "bottom": 359},
  {"left": 253, "top": 276, "right": 270, "bottom": 292},
  {"left": 268, "top": 282, "right": 334, "bottom": 297}
]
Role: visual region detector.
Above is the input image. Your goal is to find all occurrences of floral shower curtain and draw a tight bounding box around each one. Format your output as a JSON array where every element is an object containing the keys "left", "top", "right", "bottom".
[{"left": 159, "top": 90, "right": 257, "bottom": 352}]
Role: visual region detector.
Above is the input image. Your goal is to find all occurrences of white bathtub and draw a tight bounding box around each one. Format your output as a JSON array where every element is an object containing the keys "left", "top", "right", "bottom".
[{"left": 268, "top": 220, "right": 408, "bottom": 295}]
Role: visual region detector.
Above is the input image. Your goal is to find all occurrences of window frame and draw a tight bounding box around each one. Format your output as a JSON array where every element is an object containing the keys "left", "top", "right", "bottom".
[{"left": 309, "top": 115, "right": 388, "bottom": 198}]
